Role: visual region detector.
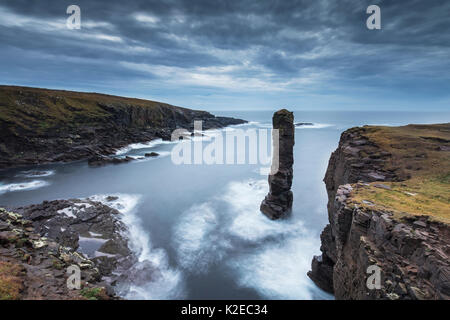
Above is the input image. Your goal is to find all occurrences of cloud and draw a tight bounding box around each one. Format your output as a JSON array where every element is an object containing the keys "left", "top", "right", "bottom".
[{"left": 0, "top": 0, "right": 449, "bottom": 110}]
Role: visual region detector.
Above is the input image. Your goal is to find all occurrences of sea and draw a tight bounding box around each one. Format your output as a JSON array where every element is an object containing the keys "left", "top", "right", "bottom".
[{"left": 1, "top": 110, "right": 449, "bottom": 300}]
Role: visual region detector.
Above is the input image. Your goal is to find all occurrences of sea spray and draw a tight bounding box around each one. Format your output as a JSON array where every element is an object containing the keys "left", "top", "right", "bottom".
[
  {"left": 88, "top": 193, "right": 185, "bottom": 299},
  {"left": 172, "top": 178, "right": 326, "bottom": 299}
]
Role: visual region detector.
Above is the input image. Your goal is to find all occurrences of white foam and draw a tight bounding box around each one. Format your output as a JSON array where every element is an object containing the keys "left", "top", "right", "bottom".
[
  {"left": 257, "top": 122, "right": 333, "bottom": 129},
  {"left": 89, "top": 231, "right": 103, "bottom": 237},
  {"left": 88, "top": 193, "right": 185, "bottom": 299},
  {"left": 125, "top": 151, "right": 171, "bottom": 161},
  {"left": 295, "top": 123, "right": 334, "bottom": 129},
  {"left": 227, "top": 236, "right": 321, "bottom": 299},
  {"left": 15, "top": 170, "right": 55, "bottom": 178},
  {"left": 0, "top": 180, "right": 49, "bottom": 194},
  {"left": 115, "top": 139, "right": 176, "bottom": 155},
  {"left": 73, "top": 203, "right": 93, "bottom": 211},
  {"left": 57, "top": 207, "right": 76, "bottom": 218},
  {"left": 171, "top": 178, "right": 326, "bottom": 299},
  {"left": 223, "top": 180, "right": 306, "bottom": 242},
  {"left": 230, "top": 121, "right": 259, "bottom": 127},
  {"left": 173, "top": 203, "right": 231, "bottom": 273}
]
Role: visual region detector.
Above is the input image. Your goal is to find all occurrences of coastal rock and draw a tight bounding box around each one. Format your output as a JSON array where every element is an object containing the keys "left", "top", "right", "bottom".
[
  {"left": 260, "top": 109, "right": 295, "bottom": 220},
  {"left": 8, "top": 198, "right": 144, "bottom": 299},
  {"left": 0, "top": 207, "right": 116, "bottom": 299},
  {"left": 145, "top": 152, "right": 159, "bottom": 157},
  {"left": 88, "top": 154, "right": 134, "bottom": 167},
  {"left": 308, "top": 124, "right": 450, "bottom": 300}
]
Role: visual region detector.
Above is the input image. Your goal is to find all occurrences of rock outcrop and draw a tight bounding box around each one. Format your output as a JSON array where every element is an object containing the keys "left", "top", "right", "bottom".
[
  {"left": 0, "top": 85, "right": 246, "bottom": 168},
  {"left": 308, "top": 123, "right": 450, "bottom": 299},
  {"left": 0, "top": 206, "right": 112, "bottom": 299},
  {"left": 0, "top": 196, "right": 150, "bottom": 300},
  {"left": 260, "top": 109, "right": 295, "bottom": 220}
]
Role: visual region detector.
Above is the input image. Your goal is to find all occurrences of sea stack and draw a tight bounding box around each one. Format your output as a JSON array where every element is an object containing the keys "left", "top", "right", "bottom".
[{"left": 260, "top": 109, "right": 295, "bottom": 220}]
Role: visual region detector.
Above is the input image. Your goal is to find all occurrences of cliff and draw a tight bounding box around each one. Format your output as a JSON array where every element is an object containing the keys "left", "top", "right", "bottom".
[
  {"left": 308, "top": 123, "right": 450, "bottom": 300},
  {"left": 0, "top": 85, "right": 246, "bottom": 168}
]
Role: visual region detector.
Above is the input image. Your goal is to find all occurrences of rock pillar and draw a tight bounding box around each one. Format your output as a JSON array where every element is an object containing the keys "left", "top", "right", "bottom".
[{"left": 260, "top": 109, "right": 294, "bottom": 219}]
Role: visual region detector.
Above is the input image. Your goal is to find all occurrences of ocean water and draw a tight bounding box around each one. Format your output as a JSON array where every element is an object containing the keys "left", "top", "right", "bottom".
[{"left": 0, "top": 110, "right": 449, "bottom": 300}]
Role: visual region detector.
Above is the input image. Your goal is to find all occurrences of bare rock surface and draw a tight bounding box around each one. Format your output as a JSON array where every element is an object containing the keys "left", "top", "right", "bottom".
[{"left": 0, "top": 196, "right": 150, "bottom": 299}]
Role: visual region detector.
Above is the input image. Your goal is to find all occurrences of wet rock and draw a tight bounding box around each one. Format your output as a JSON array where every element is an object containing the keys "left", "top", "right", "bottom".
[
  {"left": 260, "top": 109, "right": 295, "bottom": 220},
  {"left": 145, "top": 152, "right": 159, "bottom": 157},
  {"left": 307, "top": 254, "right": 334, "bottom": 293},
  {"left": 0, "top": 207, "right": 119, "bottom": 299},
  {"left": 11, "top": 198, "right": 135, "bottom": 298},
  {"left": 88, "top": 155, "right": 133, "bottom": 167}
]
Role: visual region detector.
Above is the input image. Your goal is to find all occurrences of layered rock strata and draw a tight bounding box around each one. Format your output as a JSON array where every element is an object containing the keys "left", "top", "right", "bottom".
[
  {"left": 308, "top": 124, "right": 450, "bottom": 300},
  {"left": 260, "top": 109, "right": 295, "bottom": 219}
]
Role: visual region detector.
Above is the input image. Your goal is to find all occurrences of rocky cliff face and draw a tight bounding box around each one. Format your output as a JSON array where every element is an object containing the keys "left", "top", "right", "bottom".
[
  {"left": 0, "top": 85, "right": 246, "bottom": 168},
  {"left": 260, "top": 109, "right": 295, "bottom": 220},
  {"left": 308, "top": 124, "right": 450, "bottom": 300}
]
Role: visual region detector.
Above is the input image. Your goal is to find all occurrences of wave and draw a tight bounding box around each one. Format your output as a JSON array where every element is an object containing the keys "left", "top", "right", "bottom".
[
  {"left": 115, "top": 139, "right": 176, "bottom": 155},
  {"left": 256, "top": 122, "right": 333, "bottom": 129},
  {"left": 173, "top": 202, "right": 232, "bottom": 274},
  {"left": 115, "top": 124, "right": 257, "bottom": 156},
  {"left": 0, "top": 180, "right": 50, "bottom": 194},
  {"left": 295, "top": 123, "right": 333, "bottom": 129},
  {"left": 227, "top": 236, "right": 321, "bottom": 299},
  {"left": 15, "top": 170, "right": 55, "bottom": 178},
  {"left": 172, "top": 178, "right": 327, "bottom": 299},
  {"left": 88, "top": 193, "right": 185, "bottom": 299}
]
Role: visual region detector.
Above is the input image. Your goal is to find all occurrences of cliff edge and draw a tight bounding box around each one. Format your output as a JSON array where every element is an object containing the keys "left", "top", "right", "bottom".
[
  {"left": 0, "top": 85, "right": 246, "bottom": 168},
  {"left": 308, "top": 123, "right": 450, "bottom": 300}
]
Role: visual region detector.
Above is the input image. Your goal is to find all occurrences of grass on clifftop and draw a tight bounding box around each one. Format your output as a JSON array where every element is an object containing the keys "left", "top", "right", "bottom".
[
  {"left": 0, "top": 261, "right": 24, "bottom": 300},
  {"left": 0, "top": 85, "right": 192, "bottom": 134},
  {"left": 351, "top": 123, "right": 450, "bottom": 223}
]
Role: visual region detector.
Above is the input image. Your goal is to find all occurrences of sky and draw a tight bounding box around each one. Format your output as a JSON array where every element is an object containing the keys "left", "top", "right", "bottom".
[{"left": 0, "top": 0, "right": 449, "bottom": 111}]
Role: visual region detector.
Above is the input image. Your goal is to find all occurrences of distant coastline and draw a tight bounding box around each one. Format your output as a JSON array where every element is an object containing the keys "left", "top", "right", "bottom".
[{"left": 0, "top": 85, "right": 246, "bottom": 169}]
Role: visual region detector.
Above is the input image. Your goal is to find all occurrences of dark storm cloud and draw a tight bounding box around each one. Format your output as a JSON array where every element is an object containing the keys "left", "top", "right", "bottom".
[{"left": 0, "top": 0, "right": 449, "bottom": 109}]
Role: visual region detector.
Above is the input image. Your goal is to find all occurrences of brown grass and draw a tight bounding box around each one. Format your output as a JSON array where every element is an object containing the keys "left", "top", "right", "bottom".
[
  {"left": 351, "top": 123, "right": 450, "bottom": 223},
  {"left": 0, "top": 261, "right": 24, "bottom": 300}
]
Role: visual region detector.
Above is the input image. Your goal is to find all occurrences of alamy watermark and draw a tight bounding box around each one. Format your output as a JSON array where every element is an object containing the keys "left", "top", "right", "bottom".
[
  {"left": 170, "top": 121, "right": 279, "bottom": 175},
  {"left": 65, "top": 5, "right": 381, "bottom": 31},
  {"left": 66, "top": 264, "right": 81, "bottom": 290},
  {"left": 366, "top": 265, "right": 382, "bottom": 290},
  {"left": 366, "top": 5, "right": 381, "bottom": 30},
  {"left": 66, "top": 5, "right": 81, "bottom": 30}
]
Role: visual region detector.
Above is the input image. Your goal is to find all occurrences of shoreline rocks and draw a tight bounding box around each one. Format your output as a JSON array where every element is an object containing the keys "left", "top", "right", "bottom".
[
  {"left": 0, "top": 196, "right": 151, "bottom": 300},
  {"left": 0, "top": 206, "right": 114, "bottom": 299},
  {"left": 145, "top": 152, "right": 159, "bottom": 157},
  {"left": 260, "top": 109, "right": 295, "bottom": 220}
]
